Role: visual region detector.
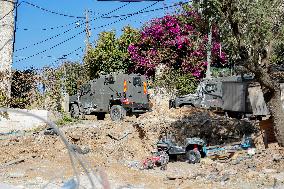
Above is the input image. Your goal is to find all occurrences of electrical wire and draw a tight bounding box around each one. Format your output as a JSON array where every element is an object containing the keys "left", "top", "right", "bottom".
[
  {"left": 15, "top": 2, "right": 160, "bottom": 63},
  {"left": 15, "top": 2, "right": 183, "bottom": 32},
  {"left": 17, "top": 2, "right": 131, "bottom": 31},
  {"left": 100, "top": 2, "right": 186, "bottom": 19},
  {"left": 93, "top": 1, "right": 160, "bottom": 30},
  {"left": 49, "top": 46, "right": 84, "bottom": 67},
  {"left": 14, "top": 3, "right": 131, "bottom": 52},
  {"left": 15, "top": 29, "right": 86, "bottom": 63},
  {"left": 15, "top": 26, "right": 81, "bottom": 52},
  {"left": 0, "top": 1, "right": 21, "bottom": 21},
  {"left": 21, "top": 1, "right": 85, "bottom": 19}
]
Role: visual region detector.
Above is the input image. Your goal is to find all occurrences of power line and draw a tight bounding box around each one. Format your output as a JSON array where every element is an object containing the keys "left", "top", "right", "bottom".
[
  {"left": 16, "top": 2, "right": 131, "bottom": 31},
  {"left": 49, "top": 46, "right": 84, "bottom": 67},
  {"left": 100, "top": 2, "right": 185, "bottom": 19},
  {"left": 15, "top": 2, "right": 161, "bottom": 63},
  {"left": 15, "top": 25, "right": 80, "bottom": 52},
  {"left": 16, "top": 20, "right": 81, "bottom": 31},
  {"left": 15, "top": 30, "right": 86, "bottom": 63},
  {"left": 14, "top": 1, "right": 182, "bottom": 32},
  {"left": 92, "top": 1, "right": 160, "bottom": 30},
  {"left": 21, "top": 1, "right": 85, "bottom": 19},
  {"left": 0, "top": 1, "right": 21, "bottom": 21},
  {"left": 15, "top": 3, "right": 131, "bottom": 52}
]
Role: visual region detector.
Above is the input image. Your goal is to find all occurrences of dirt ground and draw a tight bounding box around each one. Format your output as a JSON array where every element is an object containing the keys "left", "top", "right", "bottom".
[{"left": 0, "top": 103, "right": 284, "bottom": 188}]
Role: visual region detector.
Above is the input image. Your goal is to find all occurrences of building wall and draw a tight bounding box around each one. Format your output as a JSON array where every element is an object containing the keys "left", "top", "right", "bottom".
[{"left": 0, "top": 0, "right": 15, "bottom": 96}]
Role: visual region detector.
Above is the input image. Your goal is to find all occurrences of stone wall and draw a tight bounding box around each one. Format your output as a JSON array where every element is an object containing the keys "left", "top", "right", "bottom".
[{"left": 0, "top": 109, "right": 49, "bottom": 133}]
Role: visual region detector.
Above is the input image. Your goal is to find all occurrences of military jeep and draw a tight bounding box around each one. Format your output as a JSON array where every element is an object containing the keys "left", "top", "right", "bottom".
[{"left": 69, "top": 73, "right": 151, "bottom": 121}]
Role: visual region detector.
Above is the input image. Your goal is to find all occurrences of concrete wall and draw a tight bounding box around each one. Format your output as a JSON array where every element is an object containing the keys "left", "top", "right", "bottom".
[
  {"left": 0, "top": 109, "right": 49, "bottom": 133},
  {"left": 0, "top": 0, "right": 15, "bottom": 96}
]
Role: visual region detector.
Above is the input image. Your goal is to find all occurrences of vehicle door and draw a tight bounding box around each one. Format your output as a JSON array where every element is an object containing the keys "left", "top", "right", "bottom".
[
  {"left": 128, "top": 76, "right": 148, "bottom": 104},
  {"left": 79, "top": 83, "right": 93, "bottom": 112},
  {"left": 202, "top": 83, "right": 222, "bottom": 108}
]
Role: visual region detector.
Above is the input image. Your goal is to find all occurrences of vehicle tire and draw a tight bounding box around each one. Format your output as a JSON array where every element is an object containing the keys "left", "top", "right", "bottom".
[
  {"left": 70, "top": 104, "right": 80, "bottom": 119},
  {"left": 110, "top": 105, "right": 126, "bottom": 121},
  {"left": 186, "top": 150, "right": 201, "bottom": 164},
  {"left": 97, "top": 112, "right": 106, "bottom": 120}
]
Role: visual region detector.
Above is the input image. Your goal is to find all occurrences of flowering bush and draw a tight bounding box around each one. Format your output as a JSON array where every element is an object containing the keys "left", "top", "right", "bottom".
[{"left": 128, "top": 5, "right": 227, "bottom": 79}]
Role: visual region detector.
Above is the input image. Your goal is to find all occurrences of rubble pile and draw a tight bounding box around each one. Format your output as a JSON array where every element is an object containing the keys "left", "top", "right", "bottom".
[
  {"left": 0, "top": 105, "right": 258, "bottom": 164},
  {"left": 0, "top": 101, "right": 284, "bottom": 188}
]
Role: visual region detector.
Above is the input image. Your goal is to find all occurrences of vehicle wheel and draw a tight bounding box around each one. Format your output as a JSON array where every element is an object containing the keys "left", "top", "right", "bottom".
[
  {"left": 97, "top": 112, "right": 106, "bottom": 120},
  {"left": 70, "top": 104, "right": 80, "bottom": 119},
  {"left": 186, "top": 150, "right": 201, "bottom": 164},
  {"left": 110, "top": 105, "right": 126, "bottom": 121}
]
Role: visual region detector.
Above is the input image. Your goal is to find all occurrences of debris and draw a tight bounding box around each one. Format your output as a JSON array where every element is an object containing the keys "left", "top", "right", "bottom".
[
  {"left": 273, "top": 154, "right": 283, "bottom": 162},
  {"left": 272, "top": 172, "right": 284, "bottom": 182},
  {"left": 141, "top": 151, "right": 169, "bottom": 170},
  {"left": 107, "top": 131, "right": 132, "bottom": 141},
  {"left": 43, "top": 127, "right": 58, "bottom": 135},
  {"left": 61, "top": 178, "right": 78, "bottom": 189},
  {"left": 71, "top": 144, "right": 90, "bottom": 155},
  {"left": 0, "top": 104, "right": 283, "bottom": 188},
  {"left": 1, "top": 158, "right": 25, "bottom": 168},
  {"left": 247, "top": 148, "right": 256, "bottom": 156}
]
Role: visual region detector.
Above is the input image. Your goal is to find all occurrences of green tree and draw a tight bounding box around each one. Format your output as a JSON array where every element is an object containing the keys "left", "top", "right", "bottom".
[
  {"left": 84, "top": 26, "right": 140, "bottom": 79},
  {"left": 61, "top": 61, "right": 87, "bottom": 96},
  {"left": 10, "top": 69, "right": 37, "bottom": 108},
  {"left": 197, "top": 0, "right": 284, "bottom": 145}
]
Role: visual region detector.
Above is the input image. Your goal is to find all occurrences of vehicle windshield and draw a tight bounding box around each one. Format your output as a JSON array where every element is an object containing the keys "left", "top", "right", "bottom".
[{"left": 133, "top": 77, "right": 142, "bottom": 87}]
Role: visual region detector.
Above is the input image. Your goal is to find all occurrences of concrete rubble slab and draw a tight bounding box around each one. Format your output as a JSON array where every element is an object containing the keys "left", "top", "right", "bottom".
[{"left": 0, "top": 109, "right": 49, "bottom": 133}]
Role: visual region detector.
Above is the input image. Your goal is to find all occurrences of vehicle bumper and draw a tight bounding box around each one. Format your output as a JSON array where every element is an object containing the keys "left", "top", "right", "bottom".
[{"left": 124, "top": 103, "right": 151, "bottom": 113}]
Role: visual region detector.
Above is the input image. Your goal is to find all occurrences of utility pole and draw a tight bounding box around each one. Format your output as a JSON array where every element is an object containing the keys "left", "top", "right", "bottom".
[
  {"left": 0, "top": 0, "right": 15, "bottom": 97},
  {"left": 206, "top": 17, "right": 212, "bottom": 79},
  {"left": 85, "top": 9, "right": 91, "bottom": 53}
]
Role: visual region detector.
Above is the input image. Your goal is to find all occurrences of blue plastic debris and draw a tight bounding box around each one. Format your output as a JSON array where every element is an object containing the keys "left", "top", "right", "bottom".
[{"left": 61, "top": 178, "right": 78, "bottom": 189}]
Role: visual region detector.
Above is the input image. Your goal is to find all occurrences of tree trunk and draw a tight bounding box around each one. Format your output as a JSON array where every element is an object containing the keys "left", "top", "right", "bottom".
[
  {"left": 267, "top": 88, "right": 284, "bottom": 146},
  {"left": 0, "top": 1, "right": 15, "bottom": 97}
]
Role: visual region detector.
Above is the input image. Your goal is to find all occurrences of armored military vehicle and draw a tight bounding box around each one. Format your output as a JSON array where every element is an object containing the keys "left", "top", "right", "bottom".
[
  {"left": 169, "top": 75, "right": 271, "bottom": 118},
  {"left": 69, "top": 73, "right": 150, "bottom": 121}
]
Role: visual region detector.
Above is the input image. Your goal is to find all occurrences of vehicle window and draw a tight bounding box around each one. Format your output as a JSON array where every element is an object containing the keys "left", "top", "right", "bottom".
[
  {"left": 133, "top": 77, "right": 142, "bottom": 87},
  {"left": 205, "top": 84, "right": 217, "bottom": 92},
  {"left": 81, "top": 84, "right": 91, "bottom": 94}
]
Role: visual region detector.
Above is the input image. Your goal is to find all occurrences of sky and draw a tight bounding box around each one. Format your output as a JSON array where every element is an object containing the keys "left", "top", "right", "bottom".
[{"left": 12, "top": 0, "right": 185, "bottom": 70}]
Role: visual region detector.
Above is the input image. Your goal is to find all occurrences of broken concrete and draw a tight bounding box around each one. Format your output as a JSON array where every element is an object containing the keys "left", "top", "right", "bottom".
[{"left": 0, "top": 109, "right": 49, "bottom": 133}]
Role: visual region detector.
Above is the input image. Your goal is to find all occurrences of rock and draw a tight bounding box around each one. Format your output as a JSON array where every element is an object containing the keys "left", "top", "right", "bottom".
[
  {"left": 272, "top": 172, "right": 284, "bottom": 182},
  {"left": 43, "top": 127, "right": 58, "bottom": 135},
  {"left": 7, "top": 172, "right": 25, "bottom": 178},
  {"left": 262, "top": 168, "right": 277, "bottom": 174},
  {"left": 220, "top": 174, "right": 230, "bottom": 182},
  {"left": 273, "top": 154, "right": 283, "bottom": 162},
  {"left": 1, "top": 158, "right": 25, "bottom": 168},
  {"left": 200, "top": 158, "right": 214, "bottom": 165},
  {"left": 206, "top": 173, "right": 218, "bottom": 181},
  {"left": 71, "top": 144, "right": 90, "bottom": 154}
]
